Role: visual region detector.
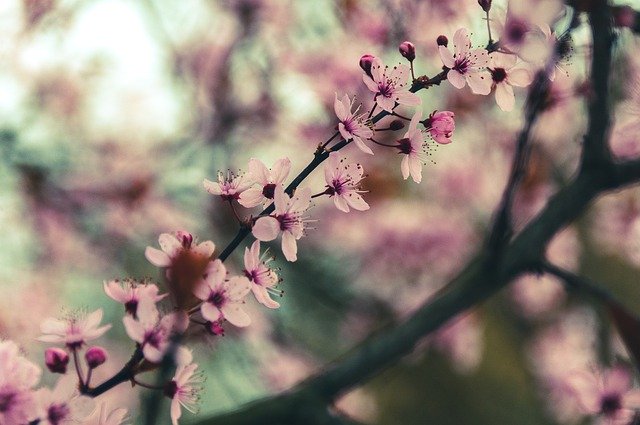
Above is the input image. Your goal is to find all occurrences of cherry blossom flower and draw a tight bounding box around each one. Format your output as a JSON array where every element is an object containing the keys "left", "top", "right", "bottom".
[
  {"left": 334, "top": 94, "right": 374, "bottom": 155},
  {"left": 238, "top": 158, "right": 291, "bottom": 208},
  {"left": 252, "top": 186, "right": 312, "bottom": 262},
  {"left": 145, "top": 231, "right": 215, "bottom": 269},
  {"left": 165, "top": 350, "right": 202, "bottom": 425},
  {"left": 488, "top": 53, "right": 532, "bottom": 111},
  {"left": 362, "top": 57, "right": 420, "bottom": 112},
  {"left": 0, "top": 340, "right": 41, "bottom": 425},
  {"left": 84, "top": 402, "right": 128, "bottom": 425},
  {"left": 438, "top": 28, "right": 491, "bottom": 94},
  {"left": 203, "top": 171, "right": 250, "bottom": 202},
  {"left": 123, "top": 310, "right": 188, "bottom": 363},
  {"left": 34, "top": 376, "right": 94, "bottom": 425},
  {"left": 567, "top": 367, "right": 640, "bottom": 425},
  {"left": 395, "top": 109, "right": 427, "bottom": 183},
  {"left": 193, "top": 259, "right": 252, "bottom": 327},
  {"left": 103, "top": 278, "right": 167, "bottom": 318},
  {"left": 243, "top": 240, "right": 281, "bottom": 309},
  {"left": 422, "top": 110, "right": 455, "bottom": 145},
  {"left": 495, "top": 0, "right": 560, "bottom": 63},
  {"left": 38, "top": 310, "right": 111, "bottom": 350},
  {"left": 323, "top": 153, "right": 369, "bottom": 213}
]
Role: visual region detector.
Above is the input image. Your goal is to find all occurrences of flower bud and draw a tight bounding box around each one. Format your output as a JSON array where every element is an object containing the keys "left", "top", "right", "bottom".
[
  {"left": 175, "top": 230, "right": 193, "bottom": 249},
  {"left": 478, "top": 0, "right": 492, "bottom": 12},
  {"left": 389, "top": 119, "right": 405, "bottom": 131},
  {"left": 45, "top": 347, "right": 69, "bottom": 374},
  {"left": 436, "top": 35, "right": 448, "bottom": 47},
  {"left": 398, "top": 41, "right": 415, "bottom": 62},
  {"left": 208, "top": 320, "right": 225, "bottom": 336},
  {"left": 359, "top": 54, "right": 375, "bottom": 78},
  {"left": 85, "top": 346, "right": 107, "bottom": 369},
  {"left": 612, "top": 6, "right": 636, "bottom": 29}
]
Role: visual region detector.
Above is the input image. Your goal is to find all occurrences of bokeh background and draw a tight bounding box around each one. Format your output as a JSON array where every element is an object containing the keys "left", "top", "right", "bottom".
[{"left": 4, "top": 0, "right": 640, "bottom": 423}]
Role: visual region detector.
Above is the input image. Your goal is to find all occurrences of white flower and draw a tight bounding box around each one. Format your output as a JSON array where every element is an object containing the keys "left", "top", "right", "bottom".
[
  {"left": 145, "top": 231, "right": 215, "bottom": 269},
  {"left": 438, "top": 28, "right": 491, "bottom": 95},
  {"left": 323, "top": 153, "right": 369, "bottom": 213},
  {"left": 243, "top": 240, "right": 281, "bottom": 309},
  {"left": 38, "top": 310, "right": 111, "bottom": 350},
  {"left": 395, "top": 109, "right": 427, "bottom": 183},
  {"left": 252, "top": 186, "right": 312, "bottom": 262},
  {"left": 238, "top": 158, "right": 291, "bottom": 208},
  {"left": 334, "top": 94, "right": 374, "bottom": 155},
  {"left": 193, "top": 259, "right": 252, "bottom": 327},
  {"left": 362, "top": 58, "right": 421, "bottom": 112},
  {"left": 488, "top": 53, "right": 533, "bottom": 111}
]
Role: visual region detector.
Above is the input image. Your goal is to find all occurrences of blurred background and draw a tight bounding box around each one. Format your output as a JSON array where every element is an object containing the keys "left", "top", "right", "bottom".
[{"left": 4, "top": 0, "right": 640, "bottom": 423}]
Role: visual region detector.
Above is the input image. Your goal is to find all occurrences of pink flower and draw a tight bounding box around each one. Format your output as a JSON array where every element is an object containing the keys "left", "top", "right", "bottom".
[
  {"left": 123, "top": 310, "right": 188, "bottom": 363},
  {"left": 103, "top": 278, "right": 167, "bottom": 318},
  {"left": 252, "top": 186, "right": 312, "bottom": 262},
  {"left": 145, "top": 231, "right": 215, "bottom": 269},
  {"left": 362, "top": 57, "right": 420, "bottom": 112},
  {"left": 423, "top": 111, "right": 455, "bottom": 145},
  {"left": 323, "top": 153, "right": 369, "bottom": 212},
  {"left": 438, "top": 28, "right": 491, "bottom": 94},
  {"left": 0, "top": 340, "right": 41, "bottom": 425},
  {"left": 488, "top": 53, "right": 532, "bottom": 111},
  {"left": 495, "top": 0, "right": 560, "bottom": 62},
  {"left": 34, "top": 376, "right": 95, "bottom": 425},
  {"left": 84, "top": 402, "right": 128, "bottom": 425},
  {"left": 238, "top": 158, "right": 292, "bottom": 208},
  {"left": 243, "top": 240, "right": 281, "bottom": 309},
  {"left": 334, "top": 94, "right": 374, "bottom": 155},
  {"left": 567, "top": 367, "right": 640, "bottom": 425},
  {"left": 38, "top": 310, "right": 111, "bottom": 350},
  {"left": 166, "top": 351, "right": 202, "bottom": 425},
  {"left": 193, "top": 259, "right": 252, "bottom": 327},
  {"left": 395, "top": 109, "right": 427, "bottom": 183},
  {"left": 203, "top": 171, "right": 250, "bottom": 202}
]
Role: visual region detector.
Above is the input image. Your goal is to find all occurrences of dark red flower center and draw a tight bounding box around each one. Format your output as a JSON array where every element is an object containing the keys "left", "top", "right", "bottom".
[
  {"left": 491, "top": 67, "right": 507, "bottom": 83},
  {"left": 262, "top": 183, "right": 276, "bottom": 199}
]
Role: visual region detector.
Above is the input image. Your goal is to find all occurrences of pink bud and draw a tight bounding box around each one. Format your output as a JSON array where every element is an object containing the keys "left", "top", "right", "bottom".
[
  {"left": 424, "top": 111, "right": 455, "bottom": 145},
  {"left": 45, "top": 347, "right": 69, "bottom": 374},
  {"left": 478, "top": 0, "right": 492, "bottom": 12},
  {"left": 359, "top": 54, "right": 376, "bottom": 78},
  {"left": 85, "top": 346, "right": 107, "bottom": 369},
  {"left": 436, "top": 35, "right": 448, "bottom": 47},
  {"left": 613, "top": 6, "right": 636, "bottom": 29},
  {"left": 399, "top": 41, "right": 415, "bottom": 62},
  {"left": 175, "top": 230, "right": 193, "bottom": 249},
  {"left": 207, "top": 320, "right": 225, "bottom": 336}
]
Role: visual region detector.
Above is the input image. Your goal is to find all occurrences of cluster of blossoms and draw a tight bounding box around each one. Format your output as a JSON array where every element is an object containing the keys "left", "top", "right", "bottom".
[{"left": 1, "top": 2, "right": 625, "bottom": 424}]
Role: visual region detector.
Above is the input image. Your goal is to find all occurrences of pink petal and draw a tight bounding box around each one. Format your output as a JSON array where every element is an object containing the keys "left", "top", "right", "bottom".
[
  {"left": 447, "top": 70, "right": 466, "bottom": 89},
  {"left": 248, "top": 158, "right": 270, "bottom": 185},
  {"left": 281, "top": 231, "right": 298, "bottom": 262},
  {"left": 273, "top": 185, "right": 288, "bottom": 213},
  {"left": 362, "top": 75, "right": 379, "bottom": 93},
  {"left": 226, "top": 276, "right": 252, "bottom": 301},
  {"left": 193, "top": 240, "right": 215, "bottom": 259},
  {"left": 508, "top": 68, "right": 532, "bottom": 87},
  {"left": 145, "top": 247, "right": 171, "bottom": 267},
  {"left": 221, "top": 305, "right": 251, "bottom": 327},
  {"left": 238, "top": 188, "right": 265, "bottom": 208},
  {"left": 271, "top": 158, "right": 291, "bottom": 184},
  {"left": 395, "top": 91, "right": 421, "bottom": 107},
  {"left": 409, "top": 156, "right": 423, "bottom": 183},
  {"left": 453, "top": 28, "right": 470, "bottom": 54},
  {"left": 377, "top": 96, "right": 395, "bottom": 113},
  {"left": 466, "top": 72, "right": 492, "bottom": 95},
  {"left": 252, "top": 286, "right": 280, "bottom": 309},
  {"left": 122, "top": 317, "right": 145, "bottom": 343},
  {"left": 353, "top": 137, "right": 374, "bottom": 155},
  {"left": 438, "top": 46, "right": 456, "bottom": 69},
  {"left": 202, "top": 178, "right": 222, "bottom": 195},
  {"left": 252, "top": 217, "right": 280, "bottom": 241},
  {"left": 333, "top": 195, "right": 350, "bottom": 213},
  {"left": 400, "top": 155, "right": 410, "bottom": 180},
  {"left": 345, "top": 193, "right": 370, "bottom": 211},
  {"left": 200, "top": 302, "right": 221, "bottom": 323},
  {"left": 334, "top": 93, "right": 347, "bottom": 121},
  {"left": 289, "top": 187, "right": 311, "bottom": 212},
  {"left": 495, "top": 82, "right": 515, "bottom": 111},
  {"left": 192, "top": 281, "right": 211, "bottom": 301},
  {"left": 158, "top": 233, "right": 181, "bottom": 257},
  {"left": 103, "top": 281, "right": 127, "bottom": 303}
]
